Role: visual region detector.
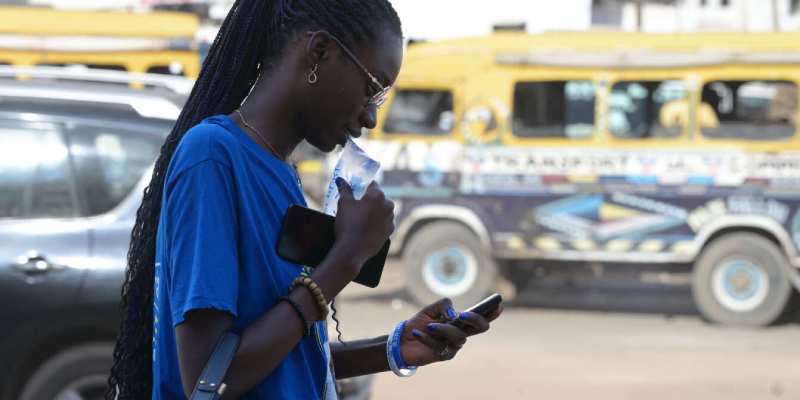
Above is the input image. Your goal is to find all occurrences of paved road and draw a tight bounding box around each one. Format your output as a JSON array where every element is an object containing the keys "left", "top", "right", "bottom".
[{"left": 335, "top": 259, "right": 800, "bottom": 400}]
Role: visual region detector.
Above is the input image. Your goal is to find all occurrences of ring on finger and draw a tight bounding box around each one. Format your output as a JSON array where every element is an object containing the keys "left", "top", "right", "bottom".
[{"left": 438, "top": 345, "right": 454, "bottom": 358}]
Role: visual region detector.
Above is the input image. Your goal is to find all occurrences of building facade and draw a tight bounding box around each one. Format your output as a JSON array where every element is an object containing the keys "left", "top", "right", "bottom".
[{"left": 593, "top": 0, "right": 800, "bottom": 32}]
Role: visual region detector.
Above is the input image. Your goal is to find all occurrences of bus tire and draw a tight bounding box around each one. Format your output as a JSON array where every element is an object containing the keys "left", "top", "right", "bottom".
[
  {"left": 691, "top": 233, "right": 793, "bottom": 327},
  {"left": 404, "top": 222, "right": 497, "bottom": 308}
]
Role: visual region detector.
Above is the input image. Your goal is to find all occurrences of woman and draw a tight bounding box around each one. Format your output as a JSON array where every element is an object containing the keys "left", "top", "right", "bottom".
[{"left": 107, "top": 1, "right": 501, "bottom": 399}]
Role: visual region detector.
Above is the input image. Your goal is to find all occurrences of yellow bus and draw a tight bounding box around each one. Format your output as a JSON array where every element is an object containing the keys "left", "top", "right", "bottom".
[
  {"left": 364, "top": 31, "right": 800, "bottom": 326},
  {"left": 0, "top": 6, "right": 200, "bottom": 78}
]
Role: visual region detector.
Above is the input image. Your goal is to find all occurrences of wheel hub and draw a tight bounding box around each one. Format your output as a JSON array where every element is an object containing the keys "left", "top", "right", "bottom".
[
  {"left": 442, "top": 260, "right": 458, "bottom": 277},
  {"left": 729, "top": 270, "right": 753, "bottom": 294},
  {"left": 422, "top": 245, "right": 479, "bottom": 297},
  {"left": 711, "top": 259, "right": 770, "bottom": 313}
]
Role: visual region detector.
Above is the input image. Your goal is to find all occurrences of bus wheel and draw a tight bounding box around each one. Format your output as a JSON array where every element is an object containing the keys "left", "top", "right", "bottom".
[
  {"left": 692, "top": 233, "right": 793, "bottom": 327},
  {"left": 404, "top": 222, "right": 497, "bottom": 308}
]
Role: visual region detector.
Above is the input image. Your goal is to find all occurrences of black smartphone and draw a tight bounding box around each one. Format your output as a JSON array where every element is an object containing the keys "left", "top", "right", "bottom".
[
  {"left": 450, "top": 293, "right": 503, "bottom": 329},
  {"left": 276, "top": 205, "right": 390, "bottom": 288}
]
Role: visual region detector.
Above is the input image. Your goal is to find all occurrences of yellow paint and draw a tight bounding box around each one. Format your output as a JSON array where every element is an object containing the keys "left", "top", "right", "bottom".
[
  {"left": 567, "top": 175, "right": 598, "bottom": 183},
  {"left": 373, "top": 31, "right": 800, "bottom": 152},
  {"left": 672, "top": 241, "right": 695, "bottom": 254},
  {"left": 535, "top": 237, "right": 562, "bottom": 251},
  {"left": 506, "top": 236, "right": 526, "bottom": 250},
  {"left": 0, "top": 6, "right": 198, "bottom": 38},
  {"left": 296, "top": 160, "right": 322, "bottom": 174},
  {"left": 0, "top": 7, "right": 200, "bottom": 79},
  {"left": 639, "top": 240, "right": 666, "bottom": 253},
  {"left": 600, "top": 203, "right": 641, "bottom": 221},
  {"left": 606, "top": 239, "right": 634, "bottom": 252},
  {"left": 572, "top": 239, "right": 597, "bottom": 251}
]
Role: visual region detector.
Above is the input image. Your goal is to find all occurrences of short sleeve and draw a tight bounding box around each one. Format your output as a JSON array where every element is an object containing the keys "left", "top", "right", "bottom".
[{"left": 164, "top": 159, "right": 239, "bottom": 326}]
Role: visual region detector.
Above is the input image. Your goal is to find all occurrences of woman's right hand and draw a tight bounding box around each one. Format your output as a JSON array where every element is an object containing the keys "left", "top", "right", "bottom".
[{"left": 332, "top": 178, "right": 395, "bottom": 275}]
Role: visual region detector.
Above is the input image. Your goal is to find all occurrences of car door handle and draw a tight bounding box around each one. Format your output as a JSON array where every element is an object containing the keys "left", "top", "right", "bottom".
[{"left": 13, "top": 251, "right": 62, "bottom": 275}]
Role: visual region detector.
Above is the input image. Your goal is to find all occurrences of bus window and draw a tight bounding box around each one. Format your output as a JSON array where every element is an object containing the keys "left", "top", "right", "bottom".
[
  {"left": 701, "top": 80, "right": 797, "bottom": 140},
  {"left": 608, "top": 80, "right": 687, "bottom": 139},
  {"left": 512, "top": 81, "right": 595, "bottom": 139},
  {"left": 383, "top": 89, "right": 454, "bottom": 135}
]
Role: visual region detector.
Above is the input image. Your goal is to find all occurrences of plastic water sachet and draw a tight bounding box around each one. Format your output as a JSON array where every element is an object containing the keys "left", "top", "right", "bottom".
[{"left": 322, "top": 137, "right": 381, "bottom": 216}]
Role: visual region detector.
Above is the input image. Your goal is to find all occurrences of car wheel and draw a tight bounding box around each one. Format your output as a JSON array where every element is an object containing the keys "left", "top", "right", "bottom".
[
  {"left": 692, "top": 233, "right": 793, "bottom": 327},
  {"left": 404, "top": 222, "right": 497, "bottom": 308},
  {"left": 18, "top": 342, "right": 112, "bottom": 400}
]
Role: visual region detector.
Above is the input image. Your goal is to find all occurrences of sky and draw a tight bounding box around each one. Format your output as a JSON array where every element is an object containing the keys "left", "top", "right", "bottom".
[
  {"left": 18, "top": 0, "right": 595, "bottom": 41},
  {"left": 390, "top": 0, "right": 592, "bottom": 40}
]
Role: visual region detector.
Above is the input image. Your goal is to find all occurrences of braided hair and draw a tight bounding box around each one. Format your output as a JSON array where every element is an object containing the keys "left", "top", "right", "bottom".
[{"left": 106, "top": 1, "right": 401, "bottom": 398}]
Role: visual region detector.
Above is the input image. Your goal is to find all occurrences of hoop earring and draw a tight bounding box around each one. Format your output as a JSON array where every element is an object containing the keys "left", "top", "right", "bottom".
[{"left": 307, "top": 64, "right": 319, "bottom": 84}]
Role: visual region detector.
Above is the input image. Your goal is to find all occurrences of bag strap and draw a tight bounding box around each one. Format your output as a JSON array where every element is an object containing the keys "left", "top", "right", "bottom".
[{"left": 190, "top": 332, "right": 241, "bottom": 400}]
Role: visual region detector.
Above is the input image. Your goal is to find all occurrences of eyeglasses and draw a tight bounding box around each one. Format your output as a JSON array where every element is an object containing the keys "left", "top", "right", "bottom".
[{"left": 310, "top": 31, "right": 391, "bottom": 108}]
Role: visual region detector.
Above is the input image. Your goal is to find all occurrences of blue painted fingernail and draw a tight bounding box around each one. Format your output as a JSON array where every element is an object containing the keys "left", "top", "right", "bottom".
[
  {"left": 460, "top": 312, "right": 471, "bottom": 320},
  {"left": 335, "top": 177, "right": 345, "bottom": 187},
  {"left": 411, "top": 329, "right": 422, "bottom": 338},
  {"left": 426, "top": 324, "right": 436, "bottom": 332},
  {"left": 447, "top": 307, "right": 457, "bottom": 319}
]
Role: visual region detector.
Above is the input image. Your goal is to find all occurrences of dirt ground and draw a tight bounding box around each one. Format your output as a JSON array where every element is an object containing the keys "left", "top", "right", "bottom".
[{"left": 335, "top": 259, "right": 800, "bottom": 400}]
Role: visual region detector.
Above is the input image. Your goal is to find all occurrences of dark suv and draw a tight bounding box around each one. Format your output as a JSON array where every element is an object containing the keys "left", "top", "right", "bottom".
[
  {"left": 0, "top": 68, "right": 185, "bottom": 400},
  {"left": 0, "top": 67, "right": 371, "bottom": 400}
]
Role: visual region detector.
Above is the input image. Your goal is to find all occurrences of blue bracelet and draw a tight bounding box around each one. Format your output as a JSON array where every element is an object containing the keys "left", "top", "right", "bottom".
[
  {"left": 386, "top": 320, "right": 417, "bottom": 377},
  {"left": 392, "top": 321, "right": 406, "bottom": 369}
]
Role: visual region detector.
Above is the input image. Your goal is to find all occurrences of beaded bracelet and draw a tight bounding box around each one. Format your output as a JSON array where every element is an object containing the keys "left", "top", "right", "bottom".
[
  {"left": 278, "top": 296, "right": 312, "bottom": 337},
  {"left": 386, "top": 320, "right": 417, "bottom": 377},
  {"left": 291, "top": 276, "right": 329, "bottom": 319}
]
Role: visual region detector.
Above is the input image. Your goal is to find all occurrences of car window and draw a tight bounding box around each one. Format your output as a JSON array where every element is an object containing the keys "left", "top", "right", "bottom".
[
  {"left": 66, "top": 124, "right": 163, "bottom": 216},
  {"left": 0, "top": 123, "right": 77, "bottom": 219},
  {"left": 701, "top": 80, "right": 797, "bottom": 140},
  {"left": 513, "top": 80, "right": 596, "bottom": 139},
  {"left": 383, "top": 89, "right": 454, "bottom": 135},
  {"left": 608, "top": 80, "right": 688, "bottom": 139}
]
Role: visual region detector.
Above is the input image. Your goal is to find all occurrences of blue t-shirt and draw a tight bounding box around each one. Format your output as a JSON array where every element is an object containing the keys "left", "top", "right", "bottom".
[{"left": 152, "top": 115, "right": 336, "bottom": 399}]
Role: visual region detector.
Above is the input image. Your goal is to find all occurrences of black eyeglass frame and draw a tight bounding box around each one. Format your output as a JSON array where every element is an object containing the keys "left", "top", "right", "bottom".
[{"left": 308, "top": 30, "right": 392, "bottom": 108}]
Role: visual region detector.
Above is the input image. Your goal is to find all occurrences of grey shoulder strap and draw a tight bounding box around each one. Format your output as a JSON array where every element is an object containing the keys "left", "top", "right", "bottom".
[{"left": 190, "top": 332, "right": 241, "bottom": 400}]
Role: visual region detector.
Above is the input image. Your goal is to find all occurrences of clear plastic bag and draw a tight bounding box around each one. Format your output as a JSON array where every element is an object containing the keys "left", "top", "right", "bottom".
[{"left": 322, "top": 138, "right": 381, "bottom": 216}]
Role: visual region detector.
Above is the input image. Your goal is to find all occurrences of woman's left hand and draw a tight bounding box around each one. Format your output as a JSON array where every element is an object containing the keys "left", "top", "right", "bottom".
[{"left": 399, "top": 298, "right": 503, "bottom": 367}]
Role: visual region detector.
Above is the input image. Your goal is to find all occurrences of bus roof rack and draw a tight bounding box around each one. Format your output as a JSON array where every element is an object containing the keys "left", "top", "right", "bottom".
[
  {"left": 0, "top": 65, "right": 194, "bottom": 94},
  {"left": 495, "top": 50, "right": 800, "bottom": 68}
]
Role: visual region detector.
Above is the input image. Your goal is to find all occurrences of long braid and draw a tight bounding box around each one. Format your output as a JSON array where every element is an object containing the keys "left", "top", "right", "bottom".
[{"left": 106, "top": 1, "right": 401, "bottom": 398}]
